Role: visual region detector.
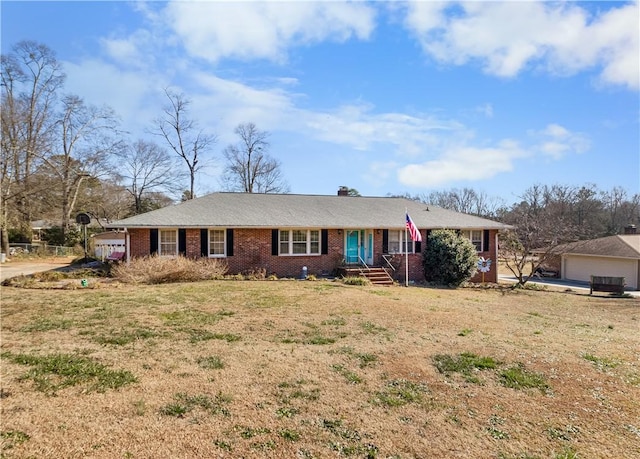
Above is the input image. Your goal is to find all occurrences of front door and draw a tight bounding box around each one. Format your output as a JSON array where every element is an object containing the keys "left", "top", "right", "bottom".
[
  {"left": 346, "top": 230, "right": 359, "bottom": 264},
  {"left": 345, "top": 230, "right": 374, "bottom": 265}
]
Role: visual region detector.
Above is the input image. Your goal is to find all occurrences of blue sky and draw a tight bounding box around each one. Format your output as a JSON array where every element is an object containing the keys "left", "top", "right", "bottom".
[{"left": 2, "top": 1, "right": 639, "bottom": 203}]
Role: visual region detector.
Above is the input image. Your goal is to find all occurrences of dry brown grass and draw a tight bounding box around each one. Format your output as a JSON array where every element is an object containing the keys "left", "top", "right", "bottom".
[{"left": 1, "top": 281, "right": 638, "bottom": 458}]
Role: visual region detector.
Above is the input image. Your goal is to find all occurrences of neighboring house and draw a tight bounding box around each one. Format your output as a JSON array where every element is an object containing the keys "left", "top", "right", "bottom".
[
  {"left": 559, "top": 232, "right": 640, "bottom": 290},
  {"left": 108, "top": 189, "right": 511, "bottom": 283},
  {"left": 92, "top": 231, "right": 126, "bottom": 260},
  {"left": 31, "top": 220, "right": 55, "bottom": 243}
]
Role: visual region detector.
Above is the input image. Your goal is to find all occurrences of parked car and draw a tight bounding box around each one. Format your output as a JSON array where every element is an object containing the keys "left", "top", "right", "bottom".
[{"left": 534, "top": 267, "right": 558, "bottom": 278}]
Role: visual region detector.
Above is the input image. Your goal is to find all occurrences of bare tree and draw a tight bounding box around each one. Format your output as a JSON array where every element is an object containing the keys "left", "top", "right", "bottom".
[
  {"left": 600, "top": 186, "right": 639, "bottom": 235},
  {"left": 425, "top": 187, "right": 505, "bottom": 218},
  {"left": 221, "top": 122, "right": 289, "bottom": 193},
  {"left": 39, "top": 95, "right": 122, "bottom": 241},
  {"left": 1, "top": 41, "right": 65, "bottom": 251},
  {"left": 116, "top": 139, "right": 182, "bottom": 214},
  {"left": 499, "top": 184, "right": 584, "bottom": 286},
  {"left": 79, "top": 179, "right": 131, "bottom": 223},
  {"left": 153, "top": 89, "right": 216, "bottom": 200}
]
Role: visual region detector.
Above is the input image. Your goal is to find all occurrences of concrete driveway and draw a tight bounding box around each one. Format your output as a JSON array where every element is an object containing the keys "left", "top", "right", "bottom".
[
  {"left": 0, "top": 258, "right": 74, "bottom": 282},
  {"left": 498, "top": 274, "right": 640, "bottom": 297}
]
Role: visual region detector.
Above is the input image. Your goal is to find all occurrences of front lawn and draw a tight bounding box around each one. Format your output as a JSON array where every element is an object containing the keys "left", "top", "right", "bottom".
[{"left": 1, "top": 281, "right": 638, "bottom": 458}]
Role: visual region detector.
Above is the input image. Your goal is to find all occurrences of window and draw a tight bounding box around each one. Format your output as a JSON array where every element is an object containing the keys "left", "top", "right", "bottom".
[
  {"left": 388, "top": 230, "right": 415, "bottom": 254},
  {"left": 159, "top": 229, "right": 177, "bottom": 256},
  {"left": 279, "top": 230, "right": 289, "bottom": 254},
  {"left": 292, "top": 230, "right": 307, "bottom": 254},
  {"left": 461, "top": 230, "right": 483, "bottom": 252},
  {"left": 209, "top": 229, "right": 225, "bottom": 256},
  {"left": 279, "top": 229, "right": 321, "bottom": 255}
]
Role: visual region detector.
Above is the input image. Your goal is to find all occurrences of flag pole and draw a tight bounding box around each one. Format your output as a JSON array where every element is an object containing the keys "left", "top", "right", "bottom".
[{"left": 405, "top": 208, "right": 409, "bottom": 287}]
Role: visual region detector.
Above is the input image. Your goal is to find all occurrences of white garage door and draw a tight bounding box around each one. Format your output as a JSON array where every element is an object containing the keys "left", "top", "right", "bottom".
[{"left": 563, "top": 255, "right": 638, "bottom": 289}]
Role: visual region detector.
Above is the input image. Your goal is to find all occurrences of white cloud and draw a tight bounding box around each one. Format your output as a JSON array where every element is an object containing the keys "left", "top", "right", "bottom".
[
  {"left": 530, "top": 123, "right": 590, "bottom": 159},
  {"left": 162, "top": 1, "right": 376, "bottom": 63},
  {"left": 404, "top": 1, "right": 639, "bottom": 89},
  {"left": 397, "top": 140, "right": 526, "bottom": 188},
  {"left": 305, "top": 104, "right": 465, "bottom": 156},
  {"left": 477, "top": 103, "right": 493, "bottom": 118},
  {"left": 364, "top": 160, "right": 399, "bottom": 186},
  {"left": 100, "top": 29, "right": 158, "bottom": 69},
  {"left": 188, "top": 74, "right": 470, "bottom": 158},
  {"left": 63, "top": 59, "right": 167, "bottom": 138}
]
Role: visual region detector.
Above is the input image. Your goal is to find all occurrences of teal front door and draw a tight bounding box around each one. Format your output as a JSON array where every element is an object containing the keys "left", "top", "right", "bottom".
[{"left": 346, "top": 230, "right": 359, "bottom": 264}]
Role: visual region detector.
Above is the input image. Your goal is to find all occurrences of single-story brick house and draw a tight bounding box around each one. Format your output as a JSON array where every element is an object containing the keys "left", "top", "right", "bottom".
[{"left": 109, "top": 189, "right": 511, "bottom": 283}]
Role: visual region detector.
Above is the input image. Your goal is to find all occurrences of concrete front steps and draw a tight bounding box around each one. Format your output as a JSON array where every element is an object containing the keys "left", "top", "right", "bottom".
[{"left": 340, "top": 267, "right": 395, "bottom": 286}]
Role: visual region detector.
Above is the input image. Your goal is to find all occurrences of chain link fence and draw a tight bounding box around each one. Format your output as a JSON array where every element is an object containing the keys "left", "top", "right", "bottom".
[{"left": 7, "top": 243, "right": 77, "bottom": 257}]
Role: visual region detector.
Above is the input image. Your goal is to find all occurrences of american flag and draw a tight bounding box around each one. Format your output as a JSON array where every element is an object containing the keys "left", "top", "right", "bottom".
[{"left": 406, "top": 213, "right": 422, "bottom": 242}]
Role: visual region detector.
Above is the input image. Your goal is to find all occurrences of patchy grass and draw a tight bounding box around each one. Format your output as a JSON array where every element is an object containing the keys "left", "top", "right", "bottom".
[
  {"left": 1, "top": 280, "right": 638, "bottom": 458},
  {"left": 92, "top": 327, "right": 161, "bottom": 346},
  {"left": 1, "top": 351, "right": 136, "bottom": 395},
  {"left": 433, "top": 352, "right": 499, "bottom": 383},
  {"left": 159, "top": 391, "right": 231, "bottom": 418},
  {"left": 372, "top": 379, "right": 427, "bottom": 407},
  {"left": 185, "top": 329, "right": 241, "bottom": 343},
  {"left": 195, "top": 355, "right": 224, "bottom": 370},
  {"left": 499, "top": 364, "right": 550, "bottom": 393},
  {"left": 582, "top": 353, "right": 621, "bottom": 370},
  {"left": 1, "top": 430, "right": 30, "bottom": 452}
]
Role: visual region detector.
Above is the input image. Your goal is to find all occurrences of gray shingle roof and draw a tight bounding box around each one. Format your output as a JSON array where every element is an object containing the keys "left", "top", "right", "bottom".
[
  {"left": 109, "top": 192, "right": 511, "bottom": 230},
  {"left": 561, "top": 235, "right": 640, "bottom": 259}
]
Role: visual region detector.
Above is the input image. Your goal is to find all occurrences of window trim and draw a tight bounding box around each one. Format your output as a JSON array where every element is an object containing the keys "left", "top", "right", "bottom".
[
  {"left": 208, "top": 228, "right": 227, "bottom": 258},
  {"left": 278, "top": 229, "right": 321, "bottom": 256},
  {"left": 387, "top": 229, "right": 417, "bottom": 254},
  {"left": 461, "top": 229, "right": 484, "bottom": 252},
  {"left": 158, "top": 229, "right": 178, "bottom": 257}
]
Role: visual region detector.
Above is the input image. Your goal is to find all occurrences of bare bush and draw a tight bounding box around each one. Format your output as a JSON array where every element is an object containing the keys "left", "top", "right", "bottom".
[
  {"left": 242, "top": 267, "right": 267, "bottom": 280},
  {"left": 111, "top": 256, "right": 227, "bottom": 284}
]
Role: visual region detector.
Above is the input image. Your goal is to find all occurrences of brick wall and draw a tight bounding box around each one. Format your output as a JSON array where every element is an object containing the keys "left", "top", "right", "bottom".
[
  {"left": 186, "top": 229, "right": 200, "bottom": 257},
  {"left": 223, "top": 229, "right": 344, "bottom": 277},
  {"left": 126, "top": 227, "right": 500, "bottom": 283},
  {"left": 128, "top": 228, "right": 346, "bottom": 278},
  {"left": 129, "top": 228, "right": 150, "bottom": 257},
  {"left": 469, "top": 229, "right": 499, "bottom": 284}
]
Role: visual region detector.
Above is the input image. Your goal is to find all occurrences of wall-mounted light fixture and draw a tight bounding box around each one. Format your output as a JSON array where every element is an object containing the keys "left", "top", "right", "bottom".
[{"left": 337, "top": 229, "right": 342, "bottom": 235}]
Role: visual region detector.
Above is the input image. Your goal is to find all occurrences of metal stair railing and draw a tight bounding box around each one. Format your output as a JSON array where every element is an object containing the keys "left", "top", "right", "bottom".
[
  {"left": 381, "top": 254, "right": 396, "bottom": 278},
  {"left": 357, "top": 255, "right": 370, "bottom": 275}
]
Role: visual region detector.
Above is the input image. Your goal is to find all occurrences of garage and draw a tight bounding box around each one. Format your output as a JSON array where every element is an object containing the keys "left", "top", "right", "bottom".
[
  {"left": 563, "top": 254, "right": 638, "bottom": 289},
  {"left": 560, "top": 234, "right": 640, "bottom": 291}
]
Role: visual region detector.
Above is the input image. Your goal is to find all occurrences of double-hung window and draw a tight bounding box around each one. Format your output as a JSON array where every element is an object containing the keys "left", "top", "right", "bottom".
[
  {"left": 461, "top": 230, "right": 483, "bottom": 252},
  {"left": 159, "top": 229, "right": 177, "bottom": 256},
  {"left": 388, "top": 230, "right": 415, "bottom": 254},
  {"left": 209, "top": 229, "right": 226, "bottom": 257},
  {"left": 279, "top": 229, "right": 320, "bottom": 255}
]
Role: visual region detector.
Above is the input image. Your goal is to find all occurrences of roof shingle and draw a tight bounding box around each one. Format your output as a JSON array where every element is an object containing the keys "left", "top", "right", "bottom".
[
  {"left": 561, "top": 235, "right": 640, "bottom": 259},
  {"left": 109, "top": 192, "right": 511, "bottom": 230}
]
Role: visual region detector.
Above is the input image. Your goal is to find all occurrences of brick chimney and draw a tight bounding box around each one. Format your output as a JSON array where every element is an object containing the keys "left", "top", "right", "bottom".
[
  {"left": 337, "top": 186, "right": 349, "bottom": 196},
  {"left": 623, "top": 224, "right": 637, "bottom": 235}
]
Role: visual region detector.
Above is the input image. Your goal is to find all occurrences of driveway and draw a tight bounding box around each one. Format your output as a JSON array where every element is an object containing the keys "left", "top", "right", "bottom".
[
  {"left": 498, "top": 274, "right": 640, "bottom": 297},
  {"left": 0, "top": 258, "right": 74, "bottom": 282}
]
